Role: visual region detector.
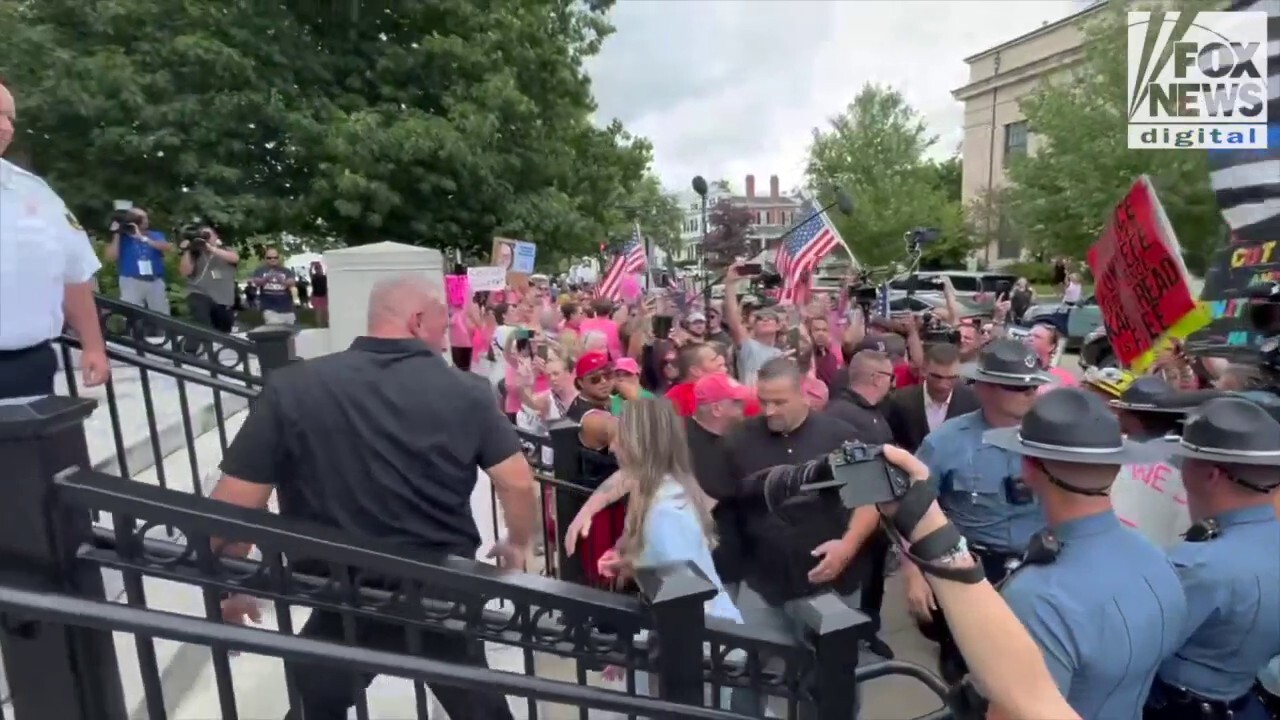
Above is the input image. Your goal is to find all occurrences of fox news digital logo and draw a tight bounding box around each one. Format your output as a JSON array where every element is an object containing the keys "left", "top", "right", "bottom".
[{"left": 1127, "top": 10, "right": 1268, "bottom": 150}]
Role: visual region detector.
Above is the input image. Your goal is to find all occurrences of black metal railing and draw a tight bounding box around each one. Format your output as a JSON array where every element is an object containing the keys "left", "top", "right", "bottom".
[
  {"left": 55, "top": 294, "right": 294, "bottom": 500},
  {"left": 0, "top": 395, "right": 955, "bottom": 720}
]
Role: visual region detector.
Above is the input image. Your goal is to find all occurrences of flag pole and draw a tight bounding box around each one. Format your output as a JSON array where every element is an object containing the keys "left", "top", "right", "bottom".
[{"left": 637, "top": 218, "right": 652, "bottom": 292}]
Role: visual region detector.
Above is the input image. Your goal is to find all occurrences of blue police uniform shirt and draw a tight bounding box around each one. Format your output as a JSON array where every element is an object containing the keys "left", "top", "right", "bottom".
[
  {"left": 1158, "top": 505, "right": 1280, "bottom": 701},
  {"left": 916, "top": 410, "right": 1045, "bottom": 553},
  {"left": 117, "top": 230, "right": 165, "bottom": 279},
  {"left": 1001, "top": 510, "right": 1188, "bottom": 720}
]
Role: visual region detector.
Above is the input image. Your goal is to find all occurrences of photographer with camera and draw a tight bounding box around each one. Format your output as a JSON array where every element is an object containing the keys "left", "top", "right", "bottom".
[
  {"left": 177, "top": 224, "right": 239, "bottom": 335},
  {"left": 104, "top": 204, "right": 172, "bottom": 314},
  {"left": 741, "top": 430, "right": 1079, "bottom": 719}
]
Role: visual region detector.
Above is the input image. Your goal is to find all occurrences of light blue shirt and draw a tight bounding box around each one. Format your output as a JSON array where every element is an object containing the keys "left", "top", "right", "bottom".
[
  {"left": 637, "top": 479, "right": 742, "bottom": 624},
  {"left": 1159, "top": 505, "right": 1280, "bottom": 701},
  {"left": 1002, "top": 510, "right": 1188, "bottom": 720},
  {"left": 916, "top": 410, "right": 1045, "bottom": 553}
]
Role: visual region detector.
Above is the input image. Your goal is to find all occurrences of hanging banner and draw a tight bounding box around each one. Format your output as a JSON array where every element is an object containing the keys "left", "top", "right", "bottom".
[{"left": 1086, "top": 176, "right": 1211, "bottom": 373}]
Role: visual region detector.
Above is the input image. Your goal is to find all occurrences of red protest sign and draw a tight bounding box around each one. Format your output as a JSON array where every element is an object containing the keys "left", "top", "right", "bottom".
[{"left": 1086, "top": 177, "right": 1198, "bottom": 369}]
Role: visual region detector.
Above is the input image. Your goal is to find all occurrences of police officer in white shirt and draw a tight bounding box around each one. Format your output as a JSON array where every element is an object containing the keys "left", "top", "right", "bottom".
[{"left": 0, "top": 81, "right": 110, "bottom": 399}]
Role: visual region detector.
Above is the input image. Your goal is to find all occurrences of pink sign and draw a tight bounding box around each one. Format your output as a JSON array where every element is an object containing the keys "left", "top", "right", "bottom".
[
  {"left": 445, "top": 275, "right": 469, "bottom": 309},
  {"left": 619, "top": 274, "right": 641, "bottom": 303}
]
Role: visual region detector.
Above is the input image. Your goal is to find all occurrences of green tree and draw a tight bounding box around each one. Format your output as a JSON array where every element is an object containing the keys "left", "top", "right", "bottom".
[
  {"left": 702, "top": 200, "right": 755, "bottom": 271},
  {"left": 806, "top": 84, "right": 969, "bottom": 269},
  {"left": 0, "top": 0, "right": 651, "bottom": 264},
  {"left": 1006, "top": 0, "right": 1221, "bottom": 274},
  {"left": 608, "top": 173, "right": 683, "bottom": 259}
]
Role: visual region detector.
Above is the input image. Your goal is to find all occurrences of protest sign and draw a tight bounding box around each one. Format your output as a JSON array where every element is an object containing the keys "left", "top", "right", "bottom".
[
  {"left": 445, "top": 275, "right": 470, "bottom": 309},
  {"left": 1185, "top": 232, "right": 1279, "bottom": 360},
  {"left": 1110, "top": 460, "right": 1190, "bottom": 549},
  {"left": 1086, "top": 177, "right": 1210, "bottom": 372},
  {"left": 492, "top": 237, "right": 537, "bottom": 289},
  {"left": 467, "top": 266, "right": 506, "bottom": 292}
]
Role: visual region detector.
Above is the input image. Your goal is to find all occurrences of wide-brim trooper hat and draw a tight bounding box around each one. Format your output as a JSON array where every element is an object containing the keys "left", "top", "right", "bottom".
[
  {"left": 959, "top": 339, "right": 1055, "bottom": 388},
  {"left": 985, "top": 387, "right": 1167, "bottom": 465},
  {"left": 1109, "top": 375, "right": 1190, "bottom": 414},
  {"left": 1163, "top": 396, "right": 1280, "bottom": 467}
]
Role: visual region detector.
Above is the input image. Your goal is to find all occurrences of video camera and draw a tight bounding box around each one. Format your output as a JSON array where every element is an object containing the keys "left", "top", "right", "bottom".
[
  {"left": 110, "top": 208, "right": 145, "bottom": 236},
  {"left": 178, "top": 223, "right": 213, "bottom": 255},
  {"left": 763, "top": 441, "right": 912, "bottom": 512},
  {"left": 904, "top": 227, "right": 940, "bottom": 256},
  {"left": 920, "top": 311, "right": 962, "bottom": 345}
]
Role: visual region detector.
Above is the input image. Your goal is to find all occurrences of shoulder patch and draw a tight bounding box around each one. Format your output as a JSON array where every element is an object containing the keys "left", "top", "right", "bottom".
[{"left": 64, "top": 211, "right": 83, "bottom": 231}]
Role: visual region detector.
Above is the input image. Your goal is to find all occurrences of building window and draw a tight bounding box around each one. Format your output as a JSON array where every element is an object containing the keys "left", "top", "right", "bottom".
[{"left": 1003, "top": 121, "right": 1028, "bottom": 167}]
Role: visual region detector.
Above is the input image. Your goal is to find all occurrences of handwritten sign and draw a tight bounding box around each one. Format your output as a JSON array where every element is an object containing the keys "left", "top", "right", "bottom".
[
  {"left": 467, "top": 266, "right": 506, "bottom": 292},
  {"left": 445, "top": 275, "right": 470, "bottom": 309},
  {"left": 1110, "top": 460, "right": 1190, "bottom": 548},
  {"left": 1186, "top": 233, "right": 1280, "bottom": 359},
  {"left": 1087, "top": 177, "right": 1210, "bottom": 372}
]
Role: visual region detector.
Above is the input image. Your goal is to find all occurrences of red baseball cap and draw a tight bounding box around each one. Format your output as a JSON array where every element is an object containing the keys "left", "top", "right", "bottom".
[
  {"left": 574, "top": 351, "right": 611, "bottom": 378},
  {"left": 694, "top": 373, "right": 752, "bottom": 406}
]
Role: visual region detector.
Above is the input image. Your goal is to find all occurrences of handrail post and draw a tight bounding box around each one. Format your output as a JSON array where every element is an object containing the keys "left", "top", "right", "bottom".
[
  {"left": 548, "top": 420, "right": 584, "bottom": 583},
  {"left": 786, "top": 592, "right": 870, "bottom": 719},
  {"left": 0, "top": 397, "right": 127, "bottom": 720},
  {"left": 635, "top": 561, "right": 718, "bottom": 706},
  {"left": 248, "top": 325, "right": 296, "bottom": 377}
]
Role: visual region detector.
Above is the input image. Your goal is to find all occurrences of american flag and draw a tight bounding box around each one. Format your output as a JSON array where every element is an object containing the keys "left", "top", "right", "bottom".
[
  {"left": 776, "top": 198, "right": 843, "bottom": 304},
  {"left": 596, "top": 224, "right": 647, "bottom": 301},
  {"left": 1206, "top": 0, "right": 1279, "bottom": 243}
]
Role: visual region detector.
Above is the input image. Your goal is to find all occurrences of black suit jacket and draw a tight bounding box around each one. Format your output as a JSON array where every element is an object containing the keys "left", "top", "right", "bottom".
[{"left": 884, "top": 383, "right": 979, "bottom": 453}]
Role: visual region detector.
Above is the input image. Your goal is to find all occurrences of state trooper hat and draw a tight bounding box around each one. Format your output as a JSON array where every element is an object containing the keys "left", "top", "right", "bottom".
[
  {"left": 959, "top": 339, "right": 1054, "bottom": 388},
  {"left": 985, "top": 387, "right": 1166, "bottom": 465},
  {"left": 1109, "top": 375, "right": 1189, "bottom": 414},
  {"left": 1164, "top": 396, "right": 1280, "bottom": 467}
]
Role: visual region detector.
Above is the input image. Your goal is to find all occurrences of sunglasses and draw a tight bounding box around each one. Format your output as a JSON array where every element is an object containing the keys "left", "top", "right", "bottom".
[
  {"left": 927, "top": 372, "right": 959, "bottom": 382},
  {"left": 582, "top": 371, "right": 613, "bottom": 384},
  {"left": 265, "top": 255, "right": 280, "bottom": 260}
]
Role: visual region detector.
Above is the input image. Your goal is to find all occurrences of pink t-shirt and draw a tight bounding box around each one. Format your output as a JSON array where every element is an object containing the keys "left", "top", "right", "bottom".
[
  {"left": 579, "top": 317, "right": 623, "bottom": 359},
  {"left": 505, "top": 364, "right": 549, "bottom": 413}
]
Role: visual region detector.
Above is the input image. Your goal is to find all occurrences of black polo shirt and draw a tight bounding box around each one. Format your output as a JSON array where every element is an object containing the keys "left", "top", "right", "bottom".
[
  {"left": 220, "top": 337, "right": 521, "bottom": 558},
  {"left": 723, "top": 412, "right": 862, "bottom": 606},
  {"left": 686, "top": 417, "right": 745, "bottom": 584}
]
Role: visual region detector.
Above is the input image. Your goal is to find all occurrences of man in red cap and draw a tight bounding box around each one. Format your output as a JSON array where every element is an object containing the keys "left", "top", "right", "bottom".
[{"left": 666, "top": 341, "right": 761, "bottom": 418}]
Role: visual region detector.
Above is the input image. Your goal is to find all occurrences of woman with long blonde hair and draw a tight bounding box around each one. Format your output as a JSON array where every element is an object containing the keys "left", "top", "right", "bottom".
[{"left": 597, "top": 398, "right": 747, "bottom": 706}]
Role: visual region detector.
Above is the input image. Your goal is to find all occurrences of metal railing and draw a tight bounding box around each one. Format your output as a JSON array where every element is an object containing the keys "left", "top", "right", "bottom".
[
  {"left": 55, "top": 294, "right": 293, "bottom": 498},
  {"left": 0, "top": 395, "right": 956, "bottom": 720}
]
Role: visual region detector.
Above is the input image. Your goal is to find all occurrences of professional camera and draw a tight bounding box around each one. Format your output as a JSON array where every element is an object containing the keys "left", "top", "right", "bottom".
[
  {"left": 904, "top": 227, "right": 940, "bottom": 255},
  {"left": 110, "top": 208, "right": 145, "bottom": 235},
  {"left": 755, "top": 263, "right": 784, "bottom": 290},
  {"left": 178, "top": 224, "right": 212, "bottom": 255},
  {"left": 920, "top": 311, "right": 962, "bottom": 345},
  {"left": 762, "top": 441, "right": 912, "bottom": 512}
]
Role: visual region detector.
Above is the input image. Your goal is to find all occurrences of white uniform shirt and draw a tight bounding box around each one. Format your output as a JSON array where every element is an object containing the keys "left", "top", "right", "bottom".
[{"left": 0, "top": 159, "right": 101, "bottom": 350}]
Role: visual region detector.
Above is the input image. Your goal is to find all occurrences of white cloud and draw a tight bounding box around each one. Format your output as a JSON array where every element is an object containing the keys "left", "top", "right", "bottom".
[{"left": 587, "top": 0, "right": 1085, "bottom": 193}]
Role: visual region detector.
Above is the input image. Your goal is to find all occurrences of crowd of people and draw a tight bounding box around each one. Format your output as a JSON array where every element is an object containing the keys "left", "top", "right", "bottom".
[{"left": 434, "top": 258, "right": 1280, "bottom": 720}]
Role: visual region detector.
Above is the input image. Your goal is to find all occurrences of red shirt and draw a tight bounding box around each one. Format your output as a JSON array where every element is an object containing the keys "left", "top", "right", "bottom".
[
  {"left": 893, "top": 363, "right": 921, "bottom": 388},
  {"left": 665, "top": 382, "right": 761, "bottom": 418}
]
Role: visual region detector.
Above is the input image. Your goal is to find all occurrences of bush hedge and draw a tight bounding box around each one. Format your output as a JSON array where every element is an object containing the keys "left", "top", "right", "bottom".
[{"left": 999, "top": 260, "right": 1093, "bottom": 286}]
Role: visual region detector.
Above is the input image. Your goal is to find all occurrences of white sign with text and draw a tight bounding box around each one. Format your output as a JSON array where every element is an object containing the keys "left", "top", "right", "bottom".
[{"left": 467, "top": 266, "right": 507, "bottom": 292}]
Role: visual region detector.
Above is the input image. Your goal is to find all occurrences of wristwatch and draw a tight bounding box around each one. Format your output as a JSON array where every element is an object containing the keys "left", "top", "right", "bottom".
[{"left": 935, "top": 536, "right": 975, "bottom": 568}]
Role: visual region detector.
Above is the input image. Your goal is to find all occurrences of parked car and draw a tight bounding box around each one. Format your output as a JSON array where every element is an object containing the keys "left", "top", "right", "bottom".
[
  {"left": 1021, "top": 295, "right": 1105, "bottom": 349},
  {"left": 888, "top": 271, "right": 1019, "bottom": 311}
]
